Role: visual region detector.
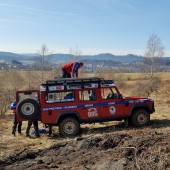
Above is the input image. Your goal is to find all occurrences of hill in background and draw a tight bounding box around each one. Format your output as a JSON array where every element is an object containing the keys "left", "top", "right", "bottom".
[
  {"left": 0, "top": 52, "right": 143, "bottom": 63},
  {"left": 0, "top": 51, "right": 170, "bottom": 72}
]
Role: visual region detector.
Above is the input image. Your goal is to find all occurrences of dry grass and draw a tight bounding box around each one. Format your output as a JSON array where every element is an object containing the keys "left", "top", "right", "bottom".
[
  {"left": 0, "top": 112, "right": 74, "bottom": 158},
  {"left": 0, "top": 72, "right": 170, "bottom": 160}
]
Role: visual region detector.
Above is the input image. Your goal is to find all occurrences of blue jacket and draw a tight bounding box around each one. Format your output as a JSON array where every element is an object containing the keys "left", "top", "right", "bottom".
[
  {"left": 72, "top": 62, "right": 81, "bottom": 77},
  {"left": 10, "top": 100, "right": 16, "bottom": 110}
]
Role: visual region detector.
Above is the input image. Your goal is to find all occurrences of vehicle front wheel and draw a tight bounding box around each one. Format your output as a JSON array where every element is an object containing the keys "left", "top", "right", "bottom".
[
  {"left": 131, "top": 109, "right": 150, "bottom": 127},
  {"left": 59, "top": 117, "right": 80, "bottom": 137}
]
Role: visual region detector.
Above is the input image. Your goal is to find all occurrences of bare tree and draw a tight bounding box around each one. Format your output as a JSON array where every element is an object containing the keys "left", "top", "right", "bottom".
[
  {"left": 38, "top": 44, "right": 49, "bottom": 83},
  {"left": 134, "top": 33, "right": 164, "bottom": 97},
  {"left": 69, "top": 46, "right": 82, "bottom": 62},
  {"left": 144, "top": 33, "right": 165, "bottom": 77}
]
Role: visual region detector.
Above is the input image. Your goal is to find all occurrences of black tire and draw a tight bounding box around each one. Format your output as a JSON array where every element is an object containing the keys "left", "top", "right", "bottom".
[
  {"left": 131, "top": 109, "right": 150, "bottom": 127},
  {"left": 17, "top": 98, "right": 39, "bottom": 120},
  {"left": 59, "top": 117, "right": 80, "bottom": 137}
]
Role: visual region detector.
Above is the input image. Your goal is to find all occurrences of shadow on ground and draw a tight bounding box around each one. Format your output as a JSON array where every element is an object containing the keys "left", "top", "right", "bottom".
[
  {"left": 48, "top": 119, "right": 170, "bottom": 140},
  {"left": 80, "top": 119, "right": 170, "bottom": 136},
  {"left": 150, "top": 119, "right": 170, "bottom": 128}
]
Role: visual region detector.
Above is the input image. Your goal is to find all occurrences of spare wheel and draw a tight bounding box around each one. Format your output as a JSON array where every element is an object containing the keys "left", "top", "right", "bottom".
[{"left": 17, "top": 98, "right": 39, "bottom": 120}]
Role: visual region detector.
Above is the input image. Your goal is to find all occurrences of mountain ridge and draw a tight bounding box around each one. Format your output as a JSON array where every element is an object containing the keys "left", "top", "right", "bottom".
[
  {"left": 0, "top": 51, "right": 144, "bottom": 63},
  {"left": 0, "top": 51, "right": 169, "bottom": 64}
]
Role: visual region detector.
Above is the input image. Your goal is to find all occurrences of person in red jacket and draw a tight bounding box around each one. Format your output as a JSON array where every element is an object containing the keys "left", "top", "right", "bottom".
[{"left": 61, "top": 62, "right": 83, "bottom": 78}]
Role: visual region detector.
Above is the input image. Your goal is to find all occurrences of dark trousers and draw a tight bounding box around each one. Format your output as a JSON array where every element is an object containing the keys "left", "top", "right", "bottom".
[
  {"left": 62, "top": 69, "right": 71, "bottom": 78},
  {"left": 26, "top": 120, "right": 39, "bottom": 137},
  {"left": 12, "top": 114, "right": 22, "bottom": 134}
]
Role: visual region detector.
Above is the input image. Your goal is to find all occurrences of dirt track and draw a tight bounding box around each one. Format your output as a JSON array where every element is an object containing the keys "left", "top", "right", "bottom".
[{"left": 0, "top": 127, "right": 169, "bottom": 170}]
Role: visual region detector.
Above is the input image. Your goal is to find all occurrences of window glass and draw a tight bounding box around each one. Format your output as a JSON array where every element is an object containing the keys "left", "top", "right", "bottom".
[
  {"left": 46, "top": 91, "right": 74, "bottom": 103},
  {"left": 79, "top": 90, "right": 96, "bottom": 101},
  {"left": 101, "top": 87, "right": 118, "bottom": 100},
  {"left": 19, "top": 92, "right": 39, "bottom": 101}
]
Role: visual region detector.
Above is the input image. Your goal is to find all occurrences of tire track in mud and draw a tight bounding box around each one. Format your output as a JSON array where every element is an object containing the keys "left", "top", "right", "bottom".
[{"left": 0, "top": 132, "right": 169, "bottom": 170}]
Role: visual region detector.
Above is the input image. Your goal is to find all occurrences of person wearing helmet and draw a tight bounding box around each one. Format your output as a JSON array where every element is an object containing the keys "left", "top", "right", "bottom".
[{"left": 61, "top": 62, "right": 83, "bottom": 78}]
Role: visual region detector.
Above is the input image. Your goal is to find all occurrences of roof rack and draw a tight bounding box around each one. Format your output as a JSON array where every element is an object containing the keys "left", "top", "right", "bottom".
[
  {"left": 40, "top": 77, "right": 114, "bottom": 91},
  {"left": 43, "top": 77, "right": 104, "bottom": 86}
]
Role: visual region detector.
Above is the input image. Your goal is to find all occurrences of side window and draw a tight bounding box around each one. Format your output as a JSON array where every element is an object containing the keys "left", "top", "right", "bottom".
[
  {"left": 101, "top": 88, "right": 118, "bottom": 100},
  {"left": 79, "top": 90, "right": 96, "bottom": 101},
  {"left": 46, "top": 91, "right": 74, "bottom": 103}
]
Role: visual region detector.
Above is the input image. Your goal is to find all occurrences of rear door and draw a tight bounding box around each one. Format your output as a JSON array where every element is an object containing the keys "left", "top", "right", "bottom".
[{"left": 16, "top": 90, "right": 40, "bottom": 121}]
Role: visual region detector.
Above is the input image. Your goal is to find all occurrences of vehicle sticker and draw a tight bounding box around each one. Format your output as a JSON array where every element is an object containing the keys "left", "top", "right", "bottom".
[
  {"left": 42, "top": 99, "right": 150, "bottom": 111},
  {"left": 109, "top": 106, "right": 116, "bottom": 114},
  {"left": 48, "top": 86, "right": 64, "bottom": 91},
  {"left": 88, "top": 108, "right": 98, "bottom": 117}
]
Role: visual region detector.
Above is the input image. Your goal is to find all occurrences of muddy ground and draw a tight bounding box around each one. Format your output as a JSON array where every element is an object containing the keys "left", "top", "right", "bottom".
[{"left": 0, "top": 117, "right": 169, "bottom": 170}]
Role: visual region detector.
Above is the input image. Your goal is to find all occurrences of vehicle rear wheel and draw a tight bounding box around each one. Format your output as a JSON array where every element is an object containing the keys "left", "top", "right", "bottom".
[
  {"left": 132, "top": 109, "right": 150, "bottom": 127},
  {"left": 17, "top": 98, "right": 39, "bottom": 120},
  {"left": 59, "top": 117, "right": 80, "bottom": 137}
]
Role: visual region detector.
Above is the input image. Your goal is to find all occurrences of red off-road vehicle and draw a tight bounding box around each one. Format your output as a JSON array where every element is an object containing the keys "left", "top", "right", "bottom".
[{"left": 16, "top": 77, "right": 155, "bottom": 137}]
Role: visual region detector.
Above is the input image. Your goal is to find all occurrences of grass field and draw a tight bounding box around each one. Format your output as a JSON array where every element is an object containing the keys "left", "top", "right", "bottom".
[{"left": 0, "top": 72, "right": 169, "bottom": 169}]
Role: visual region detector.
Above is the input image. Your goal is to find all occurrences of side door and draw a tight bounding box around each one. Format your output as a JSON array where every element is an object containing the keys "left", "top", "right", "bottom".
[
  {"left": 78, "top": 89, "right": 101, "bottom": 122},
  {"left": 100, "top": 87, "right": 125, "bottom": 119},
  {"left": 41, "top": 90, "right": 76, "bottom": 124}
]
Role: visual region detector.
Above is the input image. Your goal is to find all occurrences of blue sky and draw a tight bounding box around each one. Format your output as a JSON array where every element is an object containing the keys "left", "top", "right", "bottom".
[{"left": 0, "top": 0, "right": 170, "bottom": 56}]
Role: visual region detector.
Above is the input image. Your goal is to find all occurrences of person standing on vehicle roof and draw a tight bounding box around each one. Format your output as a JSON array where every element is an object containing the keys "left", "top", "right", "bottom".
[
  {"left": 10, "top": 100, "right": 22, "bottom": 136},
  {"left": 61, "top": 62, "right": 83, "bottom": 78}
]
